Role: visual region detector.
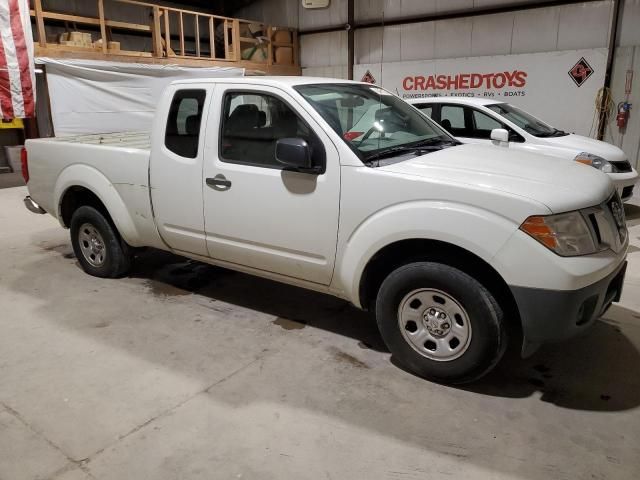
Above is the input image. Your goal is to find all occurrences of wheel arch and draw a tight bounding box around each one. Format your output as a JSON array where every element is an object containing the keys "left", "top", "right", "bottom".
[
  {"left": 54, "top": 164, "right": 141, "bottom": 245},
  {"left": 357, "top": 238, "right": 521, "bottom": 336}
]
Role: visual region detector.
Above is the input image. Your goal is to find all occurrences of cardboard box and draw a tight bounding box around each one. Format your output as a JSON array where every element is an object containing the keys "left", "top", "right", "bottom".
[
  {"left": 272, "top": 29, "right": 291, "bottom": 44},
  {"left": 107, "top": 41, "right": 121, "bottom": 51},
  {"left": 274, "top": 46, "right": 293, "bottom": 64}
]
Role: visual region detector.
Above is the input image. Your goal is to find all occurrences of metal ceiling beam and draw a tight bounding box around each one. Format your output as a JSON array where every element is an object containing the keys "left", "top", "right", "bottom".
[{"left": 299, "top": 0, "right": 606, "bottom": 35}]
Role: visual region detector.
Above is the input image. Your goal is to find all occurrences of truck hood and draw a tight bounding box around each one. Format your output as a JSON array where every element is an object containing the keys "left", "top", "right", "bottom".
[
  {"left": 378, "top": 143, "right": 613, "bottom": 213},
  {"left": 536, "top": 133, "right": 628, "bottom": 162}
]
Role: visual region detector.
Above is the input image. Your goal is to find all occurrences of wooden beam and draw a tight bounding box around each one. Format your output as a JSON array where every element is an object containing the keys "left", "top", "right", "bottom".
[
  {"left": 267, "top": 26, "right": 272, "bottom": 66},
  {"left": 29, "top": 9, "right": 150, "bottom": 32},
  {"left": 33, "top": 0, "right": 46, "bottom": 47},
  {"left": 195, "top": 14, "right": 200, "bottom": 57},
  {"left": 293, "top": 30, "right": 299, "bottom": 66},
  {"left": 34, "top": 43, "right": 302, "bottom": 74},
  {"left": 232, "top": 19, "right": 240, "bottom": 61},
  {"left": 163, "top": 8, "right": 171, "bottom": 57},
  {"left": 223, "top": 19, "right": 230, "bottom": 59},
  {"left": 97, "top": 0, "right": 107, "bottom": 53},
  {"left": 152, "top": 7, "right": 162, "bottom": 57},
  {"left": 209, "top": 16, "right": 215, "bottom": 59},
  {"left": 179, "top": 12, "right": 185, "bottom": 56}
]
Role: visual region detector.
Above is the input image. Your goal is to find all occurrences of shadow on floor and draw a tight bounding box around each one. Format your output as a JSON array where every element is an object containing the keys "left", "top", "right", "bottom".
[
  {"left": 453, "top": 304, "right": 640, "bottom": 411},
  {"left": 125, "top": 249, "right": 640, "bottom": 412},
  {"left": 129, "top": 249, "right": 388, "bottom": 352},
  {"left": 625, "top": 203, "right": 640, "bottom": 227}
]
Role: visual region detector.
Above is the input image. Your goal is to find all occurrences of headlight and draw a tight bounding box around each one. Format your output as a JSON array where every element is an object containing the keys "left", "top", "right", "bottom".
[
  {"left": 574, "top": 152, "right": 615, "bottom": 173},
  {"left": 520, "top": 211, "right": 599, "bottom": 256}
]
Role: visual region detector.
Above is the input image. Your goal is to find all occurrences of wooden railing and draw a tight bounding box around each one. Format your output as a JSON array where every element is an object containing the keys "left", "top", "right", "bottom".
[{"left": 30, "top": 0, "right": 299, "bottom": 71}]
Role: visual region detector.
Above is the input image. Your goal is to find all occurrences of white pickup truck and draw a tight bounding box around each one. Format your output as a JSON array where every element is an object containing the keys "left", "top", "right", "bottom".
[{"left": 23, "top": 77, "right": 628, "bottom": 384}]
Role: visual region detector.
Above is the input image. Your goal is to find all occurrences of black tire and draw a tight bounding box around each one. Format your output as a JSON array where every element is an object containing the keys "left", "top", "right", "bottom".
[
  {"left": 375, "top": 262, "right": 506, "bottom": 384},
  {"left": 70, "top": 206, "right": 131, "bottom": 278}
]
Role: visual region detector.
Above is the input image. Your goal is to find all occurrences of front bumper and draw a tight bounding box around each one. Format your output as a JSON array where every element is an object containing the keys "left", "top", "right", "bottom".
[
  {"left": 510, "top": 259, "right": 627, "bottom": 351},
  {"left": 610, "top": 170, "right": 638, "bottom": 201}
]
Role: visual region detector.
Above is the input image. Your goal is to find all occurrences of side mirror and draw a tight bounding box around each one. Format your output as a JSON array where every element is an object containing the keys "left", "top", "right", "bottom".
[
  {"left": 490, "top": 128, "right": 509, "bottom": 146},
  {"left": 276, "top": 138, "right": 317, "bottom": 173}
]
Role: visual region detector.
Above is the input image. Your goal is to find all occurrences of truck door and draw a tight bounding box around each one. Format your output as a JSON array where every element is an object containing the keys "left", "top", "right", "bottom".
[
  {"left": 202, "top": 84, "right": 340, "bottom": 285},
  {"left": 150, "top": 85, "right": 211, "bottom": 256}
]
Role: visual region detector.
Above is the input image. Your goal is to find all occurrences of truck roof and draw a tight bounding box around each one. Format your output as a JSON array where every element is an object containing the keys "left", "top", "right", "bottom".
[
  {"left": 171, "top": 76, "right": 366, "bottom": 88},
  {"left": 406, "top": 96, "right": 505, "bottom": 106}
]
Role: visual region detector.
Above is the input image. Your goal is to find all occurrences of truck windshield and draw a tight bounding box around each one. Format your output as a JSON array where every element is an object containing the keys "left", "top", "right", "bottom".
[
  {"left": 487, "top": 103, "right": 568, "bottom": 137},
  {"left": 294, "top": 83, "right": 456, "bottom": 164}
]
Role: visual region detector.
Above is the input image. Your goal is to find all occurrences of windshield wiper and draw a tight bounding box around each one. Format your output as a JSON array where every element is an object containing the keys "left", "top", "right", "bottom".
[
  {"left": 363, "top": 138, "right": 456, "bottom": 164},
  {"left": 536, "top": 128, "right": 567, "bottom": 138}
]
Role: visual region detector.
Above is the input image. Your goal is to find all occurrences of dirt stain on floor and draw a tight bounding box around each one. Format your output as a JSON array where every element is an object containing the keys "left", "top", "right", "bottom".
[
  {"left": 328, "top": 346, "right": 370, "bottom": 369},
  {"left": 272, "top": 317, "right": 306, "bottom": 330}
]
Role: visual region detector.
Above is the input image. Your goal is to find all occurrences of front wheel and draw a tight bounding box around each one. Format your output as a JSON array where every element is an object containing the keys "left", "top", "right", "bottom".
[
  {"left": 375, "top": 262, "right": 507, "bottom": 384},
  {"left": 70, "top": 206, "right": 131, "bottom": 278}
]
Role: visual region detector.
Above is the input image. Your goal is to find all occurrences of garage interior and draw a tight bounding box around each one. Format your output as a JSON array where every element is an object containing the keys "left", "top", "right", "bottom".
[{"left": 1, "top": 1, "right": 640, "bottom": 479}]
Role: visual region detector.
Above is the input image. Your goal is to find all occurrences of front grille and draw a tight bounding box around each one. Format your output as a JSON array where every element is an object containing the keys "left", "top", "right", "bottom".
[
  {"left": 583, "top": 193, "right": 628, "bottom": 253},
  {"left": 611, "top": 160, "right": 632, "bottom": 173},
  {"left": 606, "top": 193, "right": 628, "bottom": 245},
  {"left": 622, "top": 185, "right": 634, "bottom": 200}
]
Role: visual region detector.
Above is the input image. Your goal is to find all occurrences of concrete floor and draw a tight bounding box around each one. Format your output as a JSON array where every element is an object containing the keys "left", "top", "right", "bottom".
[{"left": 1, "top": 185, "right": 640, "bottom": 480}]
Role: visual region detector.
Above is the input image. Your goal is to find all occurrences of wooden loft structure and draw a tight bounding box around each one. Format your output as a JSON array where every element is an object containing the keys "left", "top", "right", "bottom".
[{"left": 30, "top": 0, "right": 300, "bottom": 75}]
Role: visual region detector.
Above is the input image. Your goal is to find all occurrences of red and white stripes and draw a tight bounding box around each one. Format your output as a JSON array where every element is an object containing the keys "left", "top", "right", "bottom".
[{"left": 0, "top": 0, "right": 35, "bottom": 120}]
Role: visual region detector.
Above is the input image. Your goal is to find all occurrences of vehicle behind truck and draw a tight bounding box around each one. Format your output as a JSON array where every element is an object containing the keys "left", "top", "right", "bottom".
[{"left": 23, "top": 77, "right": 628, "bottom": 384}]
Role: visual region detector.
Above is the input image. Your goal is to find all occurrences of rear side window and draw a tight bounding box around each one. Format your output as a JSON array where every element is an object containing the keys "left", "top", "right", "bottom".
[{"left": 165, "top": 89, "right": 206, "bottom": 158}]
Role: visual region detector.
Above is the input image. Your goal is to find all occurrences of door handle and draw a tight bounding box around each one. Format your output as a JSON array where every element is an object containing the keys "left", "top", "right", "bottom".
[{"left": 206, "top": 174, "right": 232, "bottom": 190}]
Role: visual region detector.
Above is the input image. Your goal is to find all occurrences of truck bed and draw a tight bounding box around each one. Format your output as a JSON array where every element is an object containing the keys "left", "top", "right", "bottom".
[
  {"left": 26, "top": 131, "right": 156, "bottom": 247},
  {"left": 46, "top": 131, "right": 151, "bottom": 151}
]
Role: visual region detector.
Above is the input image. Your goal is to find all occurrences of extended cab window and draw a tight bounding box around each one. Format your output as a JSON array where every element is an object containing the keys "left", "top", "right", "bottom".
[
  {"left": 220, "top": 91, "right": 324, "bottom": 169},
  {"left": 165, "top": 89, "right": 206, "bottom": 158}
]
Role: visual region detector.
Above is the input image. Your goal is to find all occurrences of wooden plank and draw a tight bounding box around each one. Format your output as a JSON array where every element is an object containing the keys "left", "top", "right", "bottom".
[
  {"left": 223, "top": 19, "right": 230, "bottom": 59},
  {"left": 293, "top": 30, "right": 299, "bottom": 66},
  {"left": 195, "top": 14, "right": 200, "bottom": 57},
  {"left": 232, "top": 19, "right": 240, "bottom": 61},
  {"left": 105, "top": 19, "right": 150, "bottom": 32},
  {"left": 179, "top": 12, "right": 185, "bottom": 56},
  {"left": 209, "top": 16, "right": 215, "bottom": 59},
  {"left": 33, "top": 0, "right": 46, "bottom": 47},
  {"left": 267, "top": 26, "right": 272, "bottom": 66},
  {"left": 34, "top": 43, "right": 301, "bottom": 74},
  {"left": 29, "top": 9, "right": 149, "bottom": 31},
  {"left": 163, "top": 8, "right": 171, "bottom": 57},
  {"left": 152, "top": 7, "right": 162, "bottom": 57},
  {"left": 239, "top": 37, "right": 260, "bottom": 44},
  {"left": 97, "top": 0, "right": 107, "bottom": 53}
]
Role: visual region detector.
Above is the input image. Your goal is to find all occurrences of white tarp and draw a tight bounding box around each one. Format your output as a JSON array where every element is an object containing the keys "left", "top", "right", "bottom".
[
  {"left": 36, "top": 58, "right": 244, "bottom": 136},
  {"left": 355, "top": 48, "right": 607, "bottom": 137}
]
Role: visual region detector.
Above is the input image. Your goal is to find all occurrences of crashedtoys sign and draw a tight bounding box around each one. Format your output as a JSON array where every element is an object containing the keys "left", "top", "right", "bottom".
[{"left": 355, "top": 48, "right": 606, "bottom": 136}]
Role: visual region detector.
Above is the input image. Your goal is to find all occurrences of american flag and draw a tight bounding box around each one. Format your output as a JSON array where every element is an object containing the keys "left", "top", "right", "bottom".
[{"left": 0, "top": 0, "right": 35, "bottom": 120}]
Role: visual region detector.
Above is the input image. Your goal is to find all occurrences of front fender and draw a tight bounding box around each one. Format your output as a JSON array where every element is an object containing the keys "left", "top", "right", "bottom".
[
  {"left": 334, "top": 201, "right": 520, "bottom": 307},
  {"left": 54, "top": 164, "right": 141, "bottom": 245}
]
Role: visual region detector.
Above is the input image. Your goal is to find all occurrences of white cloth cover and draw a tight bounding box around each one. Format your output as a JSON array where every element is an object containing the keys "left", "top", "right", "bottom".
[{"left": 36, "top": 58, "right": 244, "bottom": 136}]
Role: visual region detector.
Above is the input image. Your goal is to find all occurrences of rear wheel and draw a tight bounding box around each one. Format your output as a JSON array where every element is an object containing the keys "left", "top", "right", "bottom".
[
  {"left": 376, "top": 262, "right": 507, "bottom": 384},
  {"left": 70, "top": 206, "right": 131, "bottom": 278}
]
